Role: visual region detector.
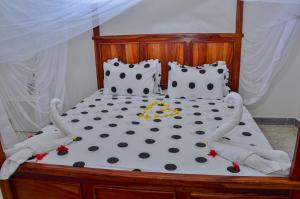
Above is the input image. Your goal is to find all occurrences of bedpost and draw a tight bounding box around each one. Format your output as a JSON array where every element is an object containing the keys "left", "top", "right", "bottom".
[
  {"left": 93, "top": 26, "right": 103, "bottom": 89},
  {"left": 236, "top": 0, "right": 244, "bottom": 34},
  {"left": 0, "top": 141, "right": 13, "bottom": 199},
  {"left": 289, "top": 123, "right": 300, "bottom": 198}
]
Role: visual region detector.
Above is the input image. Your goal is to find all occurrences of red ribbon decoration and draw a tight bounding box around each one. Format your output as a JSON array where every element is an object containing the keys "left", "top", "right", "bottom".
[
  {"left": 35, "top": 153, "right": 47, "bottom": 161},
  {"left": 232, "top": 162, "right": 240, "bottom": 172},
  {"left": 207, "top": 149, "right": 218, "bottom": 158}
]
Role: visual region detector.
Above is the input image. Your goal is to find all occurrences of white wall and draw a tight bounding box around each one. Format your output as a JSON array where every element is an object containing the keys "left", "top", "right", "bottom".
[{"left": 66, "top": 0, "right": 300, "bottom": 119}]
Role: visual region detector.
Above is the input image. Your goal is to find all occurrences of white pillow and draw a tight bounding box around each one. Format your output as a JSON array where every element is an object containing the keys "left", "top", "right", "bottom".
[
  {"left": 166, "top": 62, "right": 226, "bottom": 99},
  {"left": 106, "top": 58, "right": 161, "bottom": 93},
  {"left": 103, "top": 60, "right": 156, "bottom": 96}
]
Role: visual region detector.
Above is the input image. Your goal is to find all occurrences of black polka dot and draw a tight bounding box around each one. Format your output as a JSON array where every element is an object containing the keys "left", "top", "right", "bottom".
[
  {"left": 111, "top": 87, "right": 117, "bottom": 93},
  {"left": 208, "top": 102, "right": 215, "bottom": 105},
  {"left": 144, "top": 63, "right": 150, "bottom": 68},
  {"left": 215, "top": 117, "right": 223, "bottom": 121},
  {"left": 132, "top": 169, "right": 141, "bottom": 171},
  {"left": 164, "top": 164, "right": 177, "bottom": 171},
  {"left": 73, "top": 161, "right": 85, "bottom": 167},
  {"left": 84, "top": 126, "right": 93, "bottom": 130},
  {"left": 57, "top": 150, "right": 68, "bottom": 156},
  {"left": 143, "top": 88, "right": 149, "bottom": 94},
  {"left": 129, "top": 64, "right": 134, "bottom": 68},
  {"left": 195, "top": 131, "right": 205, "bottom": 135},
  {"left": 150, "top": 128, "right": 159, "bottom": 132},
  {"left": 168, "top": 148, "right": 179, "bottom": 153},
  {"left": 192, "top": 105, "right": 199, "bottom": 108},
  {"left": 95, "top": 98, "right": 101, "bottom": 101},
  {"left": 94, "top": 117, "right": 101, "bottom": 121},
  {"left": 172, "top": 81, "right": 177, "bottom": 87},
  {"left": 250, "top": 144, "right": 256, "bottom": 147},
  {"left": 181, "top": 68, "right": 188, "bottom": 72},
  {"left": 81, "top": 111, "right": 88, "bottom": 115},
  {"left": 194, "top": 112, "right": 201, "bottom": 116},
  {"left": 126, "top": 130, "right": 135, "bottom": 135},
  {"left": 101, "top": 110, "right": 109, "bottom": 113},
  {"left": 194, "top": 121, "right": 203, "bottom": 125},
  {"left": 136, "top": 73, "right": 142, "bottom": 80},
  {"left": 115, "top": 115, "right": 123, "bottom": 119},
  {"left": 118, "top": 142, "right": 128, "bottom": 148},
  {"left": 121, "top": 107, "right": 128, "bottom": 111},
  {"left": 105, "top": 70, "right": 110, "bottom": 76},
  {"left": 207, "top": 83, "right": 214, "bottom": 90},
  {"left": 35, "top": 131, "right": 43, "bottom": 135},
  {"left": 173, "top": 125, "right": 182, "bottom": 129},
  {"left": 107, "top": 157, "right": 119, "bottom": 164},
  {"left": 107, "top": 103, "right": 114, "bottom": 106},
  {"left": 61, "top": 113, "right": 67, "bottom": 116},
  {"left": 174, "top": 116, "right": 182, "bottom": 119},
  {"left": 222, "top": 137, "right": 231, "bottom": 140},
  {"left": 142, "top": 99, "right": 148, "bottom": 102},
  {"left": 153, "top": 119, "right": 162, "bottom": 122},
  {"left": 195, "top": 157, "right": 207, "bottom": 163},
  {"left": 145, "top": 139, "right": 155, "bottom": 144},
  {"left": 175, "top": 108, "right": 182, "bottom": 111},
  {"left": 211, "top": 109, "right": 219, "bottom": 112},
  {"left": 88, "top": 146, "right": 99, "bottom": 151},
  {"left": 242, "top": 132, "right": 252, "bottom": 136},
  {"left": 199, "top": 69, "right": 206, "bottom": 74},
  {"left": 168, "top": 65, "right": 171, "bottom": 71},
  {"left": 139, "top": 152, "right": 150, "bottom": 159},
  {"left": 171, "top": 135, "right": 181, "bottom": 139},
  {"left": 239, "top": 122, "right": 245, "bottom": 125},
  {"left": 140, "top": 105, "right": 146, "bottom": 109},
  {"left": 113, "top": 62, "right": 119, "bottom": 66},
  {"left": 71, "top": 119, "right": 79, "bottom": 123},
  {"left": 125, "top": 101, "right": 131, "bottom": 104},
  {"left": 228, "top": 106, "right": 235, "bottom": 109},
  {"left": 109, "top": 123, "right": 117, "bottom": 127},
  {"left": 218, "top": 68, "right": 224, "bottom": 74},
  {"left": 156, "top": 110, "right": 163, "bottom": 114},
  {"left": 175, "top": 101, "right": 181, "bottom": 104},
  {"left": 89, "top": 104, "right": 95, "bottom": 108},
  {"left": 119, "top": 72, "right": 126, "bottom": 79},
  {"left": 195, "top": 142, "right": 206, "bottom": 147},
  {"left": 99, "top": 133, "right": 109, "bottom": 138},
  {"left": 227, "top": 166, "right": 240, "bottom": 173},
  {"left": 132, "top": 121, "right": 140, "bottom": 125},
  {"left": 73, "top": 136, "right": 82, "bottom": 141},
  {"left": 127, "top": 88, "right": 133, "bottom": 94},
  {"left": 189, "top": 82, "right": 195, "bottom": 89}
]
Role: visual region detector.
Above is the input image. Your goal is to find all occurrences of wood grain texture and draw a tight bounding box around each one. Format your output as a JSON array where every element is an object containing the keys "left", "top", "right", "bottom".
[{"left": 93, "top": 33, "right": 242, "bottom": 91}]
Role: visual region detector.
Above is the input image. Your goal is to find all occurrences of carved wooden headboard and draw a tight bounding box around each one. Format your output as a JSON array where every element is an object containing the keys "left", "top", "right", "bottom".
[{"left": 92, "top": 1, "right": 243, "bottom": 92}]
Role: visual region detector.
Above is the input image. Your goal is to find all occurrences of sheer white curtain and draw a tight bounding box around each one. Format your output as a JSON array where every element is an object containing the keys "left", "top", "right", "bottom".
[
  {"left": 0, "top": 0, "right": 141, "bottom": 148},
  {"left": 240, "top": 1, "right": 300, "bottom": 105}
]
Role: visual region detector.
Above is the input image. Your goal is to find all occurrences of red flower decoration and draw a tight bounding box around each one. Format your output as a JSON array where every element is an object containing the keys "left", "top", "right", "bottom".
[
  {"left": 232, "top": 162, "right": 240, "bottom": 172},
  {"left": 56, "top": 145, "right": 69, "bottom": 153},
  {"left": 208, "top": 149, "right": 218, "bottom": 158},
  {"left": 35, "top": 153, "right": 47, "bottom": 161}
]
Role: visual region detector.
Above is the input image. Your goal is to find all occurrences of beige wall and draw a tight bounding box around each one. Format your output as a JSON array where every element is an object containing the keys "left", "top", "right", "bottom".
[{"left": 66, "top": 0, "right": 300, "bottom": 119}]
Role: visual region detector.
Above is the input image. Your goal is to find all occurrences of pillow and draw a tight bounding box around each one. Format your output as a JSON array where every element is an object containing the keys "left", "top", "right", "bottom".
[
  {"left": 201, "top": 61, "right": 230, "bottom": 96},
  {"left": 106, "top": 58, "right": 161, "bottom": 93},
  {"left": 103, "top": 59, "right": 156, "bottom": 96},
  {"left": 166, "top": 62, "right": 226, "bottom": 99}
]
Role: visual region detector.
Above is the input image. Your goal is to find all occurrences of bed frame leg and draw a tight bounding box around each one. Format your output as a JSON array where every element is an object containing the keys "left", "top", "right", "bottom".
[{"left": 289, "top": 123, "right": 300, "bottom": 198}]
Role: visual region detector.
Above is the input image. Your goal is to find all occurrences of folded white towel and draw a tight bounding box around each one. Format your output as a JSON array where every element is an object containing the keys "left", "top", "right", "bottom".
[
  {"left": 0, "top": 98, "right": 74, "bottom": 179},
  {"left": 50, "top": 98, "right": 72, "bottom": 136},
  {"left": 207, "top": 92, "right": 243, "bottom": 145},
  {"left": 212, "top": 141, "right": 290, "bottom": 175},
  {"left": 0, "top": 137, "right": 73, "bottom": 180}
]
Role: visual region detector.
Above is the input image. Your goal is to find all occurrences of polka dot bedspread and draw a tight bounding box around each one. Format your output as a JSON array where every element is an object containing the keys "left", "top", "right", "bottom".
[{"left": 30, "top": 90, "right": 272, "bottom": 176}]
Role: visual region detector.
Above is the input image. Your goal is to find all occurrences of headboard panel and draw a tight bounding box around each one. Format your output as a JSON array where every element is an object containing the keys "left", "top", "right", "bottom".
[{"left": 93, "top": 33, "right": 242, "bottom": 91}]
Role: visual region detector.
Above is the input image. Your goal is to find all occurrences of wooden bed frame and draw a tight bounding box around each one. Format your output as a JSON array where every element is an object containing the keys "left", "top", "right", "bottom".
[{"left": 1, "top": 1, "right": 300, "bottom": 198}]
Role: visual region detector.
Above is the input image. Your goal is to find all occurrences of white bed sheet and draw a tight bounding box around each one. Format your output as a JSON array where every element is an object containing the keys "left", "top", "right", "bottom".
[{"left": 30, "top": 90, "right": 273, "bottom": 176}]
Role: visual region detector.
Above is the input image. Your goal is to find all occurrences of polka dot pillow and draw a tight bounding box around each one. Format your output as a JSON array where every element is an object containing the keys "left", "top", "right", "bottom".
[
  {"left": 103, "top": 59, "right": 157, "bottom": 96},
  {"left": 106, "top": 58, "right": 161, "bottom": 93},
  {"left": 201, "top": 61, "right": 230, "bottom": 96},
  {"left": 166, "top": 62, "right": 226, "bottom": 100}
]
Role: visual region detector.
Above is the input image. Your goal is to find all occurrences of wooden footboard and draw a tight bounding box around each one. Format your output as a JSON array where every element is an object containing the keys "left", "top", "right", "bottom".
[{"left": 2, "top": 162, "right": 299, "bottom": 199}]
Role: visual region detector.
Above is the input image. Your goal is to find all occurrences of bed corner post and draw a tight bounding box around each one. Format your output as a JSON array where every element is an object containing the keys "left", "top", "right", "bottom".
[
  {"left": 289, "top": 123, "right": 300, "bottom": 199},
  {"left": 92, "top": 26, "right": 103, "bottom": 89},
  {"left": 0, "top": 141, "right": 13, "bottom": 199}
]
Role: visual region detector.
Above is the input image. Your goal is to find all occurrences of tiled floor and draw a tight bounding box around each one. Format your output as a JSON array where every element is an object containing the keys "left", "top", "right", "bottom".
[{"left": 0, "top": 125, "right": 298, "bottom": 199}]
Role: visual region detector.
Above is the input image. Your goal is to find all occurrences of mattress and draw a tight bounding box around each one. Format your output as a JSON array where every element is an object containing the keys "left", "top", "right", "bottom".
[{"left": 31, "top": 90, "right": 273, "bottom": 176}]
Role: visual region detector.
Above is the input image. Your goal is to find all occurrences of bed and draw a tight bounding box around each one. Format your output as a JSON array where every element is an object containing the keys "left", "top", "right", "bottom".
[{"left": 1, "top": 1, "right": 300, "bottom": 198}]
